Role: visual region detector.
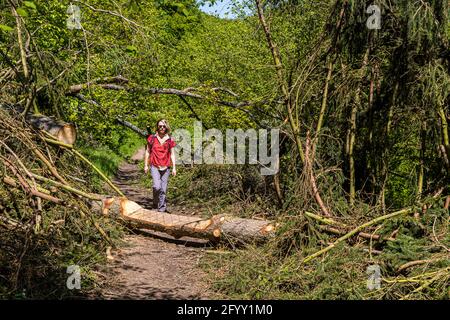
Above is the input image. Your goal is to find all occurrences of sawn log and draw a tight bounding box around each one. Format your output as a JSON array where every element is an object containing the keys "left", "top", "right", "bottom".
[{"left": 91, "top": 197, "right": 275, "bottom": 244}]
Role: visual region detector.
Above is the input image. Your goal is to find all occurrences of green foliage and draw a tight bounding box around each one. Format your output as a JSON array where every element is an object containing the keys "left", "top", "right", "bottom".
[
  {"left": 78, "top": 129, "right": 144, "bottom": 191},
  {"left": 165, "top": 163, "right": 277, "bottom": 217},
  {"left": 203, "top": 242, "right": 372, "bottom": 299},
  {"left": 16, "top": 7, "right": 28, "bottom": 17},
  {"left": 79, "top": 144, "right": 123, "bottom": 185},
  {"left": 23, "top": 1, "right": 37, "bottom": 10},
  {"left": 381, "top": 234, "right": 429, "bottom": 270},
  {"left": 0, "top": 112, "right": 124, "bottom": 298},
  {"left": 0, "top": 24, "right": 13, "bottom": 32},
  {"left": 1, "top": 0, "right": 448, "bottom": 300},
  {"left": 155, "top": 0, "right": 202, "bottom": 39}
]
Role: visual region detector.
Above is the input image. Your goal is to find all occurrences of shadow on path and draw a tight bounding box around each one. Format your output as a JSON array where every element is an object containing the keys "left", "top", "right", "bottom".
[{"left": 99, "top": 148, "right": 214, "bottom": 300}]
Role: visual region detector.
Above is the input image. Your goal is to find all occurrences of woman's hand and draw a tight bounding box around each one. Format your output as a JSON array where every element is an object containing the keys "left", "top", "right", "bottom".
[
  {"left": 171, "top": 168, "right": 176, "bottom": 176},
  {"left": 144, "top": 165, "right": 149, "bottom": 174}
]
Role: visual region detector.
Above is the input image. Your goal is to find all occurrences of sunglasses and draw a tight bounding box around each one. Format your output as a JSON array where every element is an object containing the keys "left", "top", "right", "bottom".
[{"left": 158, "top": 125, "right": 166, "bottom": 129}]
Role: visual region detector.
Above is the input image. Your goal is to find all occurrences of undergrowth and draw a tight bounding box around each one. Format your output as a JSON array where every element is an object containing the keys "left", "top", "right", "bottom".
[
  {"left": 79, "top": 131, "right": 143, "bottom": 190},
  {"left": 0, "top": 111, "right": 126, "bottom": 298},
  {"left": 174, "top": 165, "right": 449, "bottom": 300},
  {"left": 165, "top": 164, "right": 279, "bottom": 218}
]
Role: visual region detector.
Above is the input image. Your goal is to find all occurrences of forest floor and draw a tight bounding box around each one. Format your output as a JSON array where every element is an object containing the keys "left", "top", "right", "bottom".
[{"left": 98, "top": 148, "right": 216, "bottom": 299}]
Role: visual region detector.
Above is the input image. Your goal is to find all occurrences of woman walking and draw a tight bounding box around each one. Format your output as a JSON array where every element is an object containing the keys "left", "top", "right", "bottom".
[{"left": 144, "top": 119, "right": 176, "bottom": 212}]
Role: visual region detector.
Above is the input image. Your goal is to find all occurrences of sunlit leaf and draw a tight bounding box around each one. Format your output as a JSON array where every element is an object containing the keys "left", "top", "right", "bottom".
[
  {"left": 0, "top": 24, "right": 13, "bottom": 32},
  {"left": 126, "top": 45, "right": 137, "bottom": 51},
  {"left": 24, "top": 1, "right": 37, "bottom": 10},
  {"left": 16, "top": 7, "right": 28, "bottom": 17}
]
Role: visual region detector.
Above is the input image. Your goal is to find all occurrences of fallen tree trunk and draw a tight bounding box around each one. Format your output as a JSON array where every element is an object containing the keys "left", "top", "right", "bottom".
[
  {"left": 1, "top": 104, "right": 77, "bottom": 145},
  {"left": 25, "top": 113, "right": 77, "bottom": 145},
  {"left": 115, "top": 117, "right": 148, "bottom": 137},
  {"left": 91, "top": 197, "right": 275, "bottom": 244},
  {"left": 66, "top": 75, "right": 129, "bottom": 95}
]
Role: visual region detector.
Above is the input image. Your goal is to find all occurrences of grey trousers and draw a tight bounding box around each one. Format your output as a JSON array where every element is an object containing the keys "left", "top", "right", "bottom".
[{"left": 150, "top": 165, "right": 170, "bottom": 212}]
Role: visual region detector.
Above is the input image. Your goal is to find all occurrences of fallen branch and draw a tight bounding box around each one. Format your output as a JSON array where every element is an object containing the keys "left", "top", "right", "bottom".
[
  {"left": 115, "top": 117, "right": 147, "bottom": 137},
  {"left": 0, "top": 143, "right": 48, "bottom": 211},
  {"left": 67, "top": 75, "right": 129, "bottom": 94},
  {"left": 42, "top": 135, "right": 124, "bottom": 197},
  {"left": 31, "top": 173, "right": 102, "bottom": 201},
  {"left": 305, "top": 132, "right": 331, "bottom": 216},
  {"left": 300, "top": 207, "right": 414, "bottom": 265},
  {"left": 72, "top": 90, "right": 274, "bottom": 134},
  {"left": 2, "top": 175, "right": 62, "bottom": 204},
  {"left": 68, "top": 79, "right": 275, "bottom": 111},
  {"left": 397, "top": 258, "right": 444, "bottom": 273},
  {"left": 78, "top": 208, "right": 115, "bottom": 247},
  {"left": 318, "top": 225, "right": 397, "bottom": 242},
  {"left": 305, "top": 211, "right": 396, "bottom": 241},
  {"left": 400, "top": 266, "right": 450, "bottom": 300},
  {"left": 4, "top": 130, "right": 69, "bottom": 184},
  {"left": 304, "top": 211, "right": 346, "bottom": 227},
  {"left": 72, "top": 1, "right": 142, "bottom": 30}
]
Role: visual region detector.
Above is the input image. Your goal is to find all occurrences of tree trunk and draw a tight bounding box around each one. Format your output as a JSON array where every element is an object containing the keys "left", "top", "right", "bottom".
[
  {"left": 438, "top": 106, "right": 450, "bottom": 173},
  {"left": 255, "top": 0, "right": 305, "bottom": 168},
  {"left": 347, "top": 48, "right": 370, "bottom": 207},
  {"left": 0, "top": 104, "right": 77, "bottom": 145},
  {"left": 92, "top": 197, "right": 275, "bottom": 244},
  {"left": 417, "top": 120, "right": 426, "bottom": 200},
  {"left": 378, "top": 82, "right": 398, "bottom": 212},
  {"left": 25, "top": 113, "right": 77, "bottom": 145}
]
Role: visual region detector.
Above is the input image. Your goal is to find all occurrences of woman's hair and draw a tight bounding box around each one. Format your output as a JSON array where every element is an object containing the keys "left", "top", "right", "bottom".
[{"left": 155, "top": 119, "right": 171, "bottom": 134}]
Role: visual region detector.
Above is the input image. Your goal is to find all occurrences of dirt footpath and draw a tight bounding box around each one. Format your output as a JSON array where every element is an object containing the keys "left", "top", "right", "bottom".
[{"left": 100, "top": 148, "right": 215, "bottom": 299}]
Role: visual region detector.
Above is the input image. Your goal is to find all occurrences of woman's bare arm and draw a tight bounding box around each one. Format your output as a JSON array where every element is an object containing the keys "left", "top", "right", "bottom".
[
  {"left": 144, "top": 145, "right": 150, "bottom": 173},
  {"left": 171, "top": 148, "right": 176, "bottom": 176}
]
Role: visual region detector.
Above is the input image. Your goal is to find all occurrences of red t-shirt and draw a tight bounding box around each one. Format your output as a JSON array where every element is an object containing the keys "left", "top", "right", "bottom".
[{"left": 147, "top": 135, "right": 176, "bottom": 167}]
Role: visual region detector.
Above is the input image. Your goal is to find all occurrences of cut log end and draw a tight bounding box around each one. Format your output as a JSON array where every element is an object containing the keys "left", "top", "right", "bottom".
[
  {"left": 213, "top": 229, "right": 221, "bottom": 238},
  {"left": 120, "top": 198, "right": 142, "bottom": 216},
  {"left": 262, "top": 224, "right": 275, "bottom": 234},
  {"left": 102, "top": 198, "right": 116, "bottom": 215},
  {"left": 25, "top": 113, "right": 77, "bottom": 145},
  {"left": 57, "top": 124, "right": 77, "bottom": 145}
]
